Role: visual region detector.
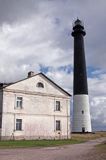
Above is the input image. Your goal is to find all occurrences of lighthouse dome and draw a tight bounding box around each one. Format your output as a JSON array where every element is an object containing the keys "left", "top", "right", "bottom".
[{"left": 73, "top": 19, "right": 84, "bottom": 29}]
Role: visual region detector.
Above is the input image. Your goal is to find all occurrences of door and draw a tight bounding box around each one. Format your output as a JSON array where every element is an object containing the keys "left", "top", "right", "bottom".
[{"left": 82, "top": 127, "right": 85, "bottom": 133}]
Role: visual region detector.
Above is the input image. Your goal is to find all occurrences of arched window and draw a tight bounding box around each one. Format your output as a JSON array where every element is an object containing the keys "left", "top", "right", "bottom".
[{"left": 37, "top": 82, "right": 44, "bottom": 88}]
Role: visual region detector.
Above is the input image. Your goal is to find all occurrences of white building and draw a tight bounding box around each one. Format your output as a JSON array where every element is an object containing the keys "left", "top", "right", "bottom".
[{"left": 0, "top": 72, "right": 71, "bottom": 140}]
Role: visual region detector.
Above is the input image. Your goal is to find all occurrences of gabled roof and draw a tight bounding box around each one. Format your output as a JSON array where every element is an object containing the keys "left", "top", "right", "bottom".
[{"left": 0, "top": 73, "right": 71, "bottom": 97}]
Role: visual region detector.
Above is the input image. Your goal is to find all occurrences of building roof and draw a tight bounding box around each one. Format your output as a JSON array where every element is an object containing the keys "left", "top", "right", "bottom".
[{"left": 0, "top": 72, "right": 71, "bottom": 97}]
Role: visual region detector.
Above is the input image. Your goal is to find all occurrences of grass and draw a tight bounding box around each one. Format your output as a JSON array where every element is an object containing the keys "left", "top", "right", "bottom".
[
  {"left": 0, "top": 139, "right": 84, "bottom": 149},
  {"left": 96, "top": 141, "right": 106, "bottom": 151},
  {"left": 0, "top": 131, "right": 105, "bottom": 149},
  {"left": 71, "top": 131, "right": 106, "bottom": 141},
  {"left": 92, "top": 141, "right": 106, "bottom": 159}
]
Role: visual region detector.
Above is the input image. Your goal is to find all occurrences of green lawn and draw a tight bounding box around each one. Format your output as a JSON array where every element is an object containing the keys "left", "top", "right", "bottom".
[
  {"left": 0, "top": 139, "right": 84, "bottom": 149},
  {"left": 0, "top": 132, "right": 105, "bottom": 149}
]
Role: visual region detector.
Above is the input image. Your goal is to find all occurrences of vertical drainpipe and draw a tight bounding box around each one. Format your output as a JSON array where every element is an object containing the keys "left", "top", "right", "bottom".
[
  {"left": 0, "top": 89, "right": 3, "bottom": 140},
  {"left": 54, "top": 97, "right": 55, "bottom": 139},
  {"left": 66, "top": 99, "right": 68, "bottom": 139}
]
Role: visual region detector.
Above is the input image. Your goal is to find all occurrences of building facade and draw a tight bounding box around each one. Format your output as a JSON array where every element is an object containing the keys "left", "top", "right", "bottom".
[{"left": 0, "top": 72, "right": 71, "bottom": 140}]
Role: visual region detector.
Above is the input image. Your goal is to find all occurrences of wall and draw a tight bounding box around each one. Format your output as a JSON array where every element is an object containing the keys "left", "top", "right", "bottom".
[
  {"left": 6, "top": 74, "right": 68, "bottom": 97},
  {"left": 1, "top": 75, "right": 71, "bottom": 139}
]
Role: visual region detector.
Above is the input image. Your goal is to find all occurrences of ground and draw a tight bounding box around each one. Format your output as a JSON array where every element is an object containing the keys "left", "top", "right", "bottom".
[{"left": 0, "top": 137, "right": 105, "bottom": 160}]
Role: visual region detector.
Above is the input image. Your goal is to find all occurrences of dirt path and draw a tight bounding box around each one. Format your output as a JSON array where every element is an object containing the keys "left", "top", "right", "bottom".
[{"left": 0, "top": 138, "right": 105, "bottom": 160}]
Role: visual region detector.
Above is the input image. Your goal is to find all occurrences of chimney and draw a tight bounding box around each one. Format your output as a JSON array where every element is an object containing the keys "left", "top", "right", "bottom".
[{"left": 27, "top": 71, "right": 35, "bottom": 78}]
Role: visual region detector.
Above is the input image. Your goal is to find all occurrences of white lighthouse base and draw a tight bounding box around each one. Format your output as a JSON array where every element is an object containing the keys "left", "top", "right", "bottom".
[{"left": 73, "top": 95, "right": 92, "bottom": 132}]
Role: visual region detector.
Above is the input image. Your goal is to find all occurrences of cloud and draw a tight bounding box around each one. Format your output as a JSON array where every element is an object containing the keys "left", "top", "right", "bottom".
[
  {"left": 0, "top": 0, "right": 40, "bottom": 24},
  {"left": 90, "top": 96, "right": 106, "bottom": 131},
  {"left": 46, "top": 66, "right": 73, "bottom": 92},
  {"left": 0, "top": 13, "right": 72, "bottom": 82},
  {"left": 88, "top": 73, "right": 106, "bottom": 130},
  {"left": 0, "top": 0, "right": 105, "bottom": 131},
  {"left": 88, "top": 73, "right": 106, "bottom": 96}
]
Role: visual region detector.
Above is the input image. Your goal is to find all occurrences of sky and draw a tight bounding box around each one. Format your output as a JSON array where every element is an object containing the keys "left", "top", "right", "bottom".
[{"left": 0, "top": 0, "right": 106, "bottom": 131}]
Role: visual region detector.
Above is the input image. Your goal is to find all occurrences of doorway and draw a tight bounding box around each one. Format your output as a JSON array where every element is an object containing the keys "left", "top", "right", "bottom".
[{"left": 82, "top": 127, "right": 85, "bottom": 133}]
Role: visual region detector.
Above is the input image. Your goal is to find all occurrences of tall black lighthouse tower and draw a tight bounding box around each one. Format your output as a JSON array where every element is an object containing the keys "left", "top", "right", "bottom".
[{"left": 72, "top": 19, "right": 92, "bottom": 132}]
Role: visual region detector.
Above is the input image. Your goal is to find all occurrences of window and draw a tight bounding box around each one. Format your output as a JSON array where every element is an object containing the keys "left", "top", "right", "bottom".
[
  {"left": 56, "top": 120, "right": 61, "bottom": 131},
  {"left": 16, "top": 97, "right": 23, "bottom": 108},
  {"left": 16, "top": 119, "right": 22, "bottom": 131},
  {"left": 56, "top": 101, "right": 60, "bottom": 111},
  {"left": 82, "top": 110, "right": 84, "bottom": 114},
  {"left": 37, "top": 82, "right": 44, "bottom": 88}
]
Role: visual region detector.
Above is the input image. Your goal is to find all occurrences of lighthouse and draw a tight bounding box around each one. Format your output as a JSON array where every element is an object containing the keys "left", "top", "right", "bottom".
[{"left": 72, "top": 19, "right": 92, "bottom": 132}]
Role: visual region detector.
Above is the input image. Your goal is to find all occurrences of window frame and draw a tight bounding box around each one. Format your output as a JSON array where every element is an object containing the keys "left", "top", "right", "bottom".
[
  {"left": 56, "top": 120, "right": 61, "bottom": 131},
  {"left": 36, "top": 82, "right": 44, "bottom": 88},
  {"left": 16, "top": 119, "right": 22, "bottom": 131},
  {"left": 56, "top": 101, "right": 61, "bottom": 111},
  {"left": 15, "top": 96, "right": 23, "bottom": 109}
]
